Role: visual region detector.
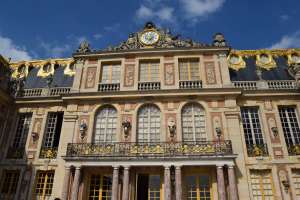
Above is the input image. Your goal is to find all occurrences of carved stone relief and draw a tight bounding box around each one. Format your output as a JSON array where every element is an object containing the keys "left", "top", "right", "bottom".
[
  {"left": 124, "top": 64, "right": 135, "bottom": 87},
  {"left": 205, "top": 62, "right": 217, "bottom": 84},
  {"left": 85, "top": 67, "right": 97, "bottom": 88},
  {"left": 164, "top": 63, "right": 175, "bottom": 86},
  {"left": 29, "top": 118, "right": 42, "bottom": 149}
]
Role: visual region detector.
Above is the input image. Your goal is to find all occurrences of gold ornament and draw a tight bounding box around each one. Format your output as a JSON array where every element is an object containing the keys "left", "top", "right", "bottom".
[
  {"left": 227, "top": 52, "right": 246, "bottom": 71},
  {"left": 256, "top": 51, "right": 277, "bottom": 70}
]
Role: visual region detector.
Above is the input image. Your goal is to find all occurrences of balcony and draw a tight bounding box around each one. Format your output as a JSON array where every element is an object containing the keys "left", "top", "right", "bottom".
[
  {"left": 232, "top": 80, "right": 297, "bottom": 90},
  {"left": 287, "top": 144, "right": 300, "bottom": 156},
  {"left": 179, "top": 80, "right": 202, "bottom": 89},
  {"left": 39, "top": 147, "right": 58, "bottom": 159},
  {"left": 98, "top": 83, "right": 120, "bottom": 92},
  {"left": 247, "top": 143, "right": 269, "bottom": 157},
  {"left": 138, "top": 82, "right": 161, "bottom": 91},
  {"left": 66, "top": 141, "right": 233, "bottom": 159},
  {"left": 19, "top": 87, "right": 71, "bottom": 98}
]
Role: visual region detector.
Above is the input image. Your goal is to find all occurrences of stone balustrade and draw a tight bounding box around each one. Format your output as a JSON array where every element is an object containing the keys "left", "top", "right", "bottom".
[
  {"left": 179, "top": 80, "right": 202, "bottom": 89},
  {"left": 138, "top": 82, "right": 161, "bottom": 90},
  {"left": 18, "top": 87, "right": 71, "bottom": 98},
  {"left": 233, "top": 80, "right": 297, "bottom": 90},
  {"left": 98, "top": 83, "right": 120, "bottom": 92}
]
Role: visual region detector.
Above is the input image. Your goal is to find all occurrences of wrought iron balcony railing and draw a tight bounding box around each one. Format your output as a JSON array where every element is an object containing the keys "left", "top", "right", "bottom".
[
  {"left": 66, "top": 141, "right": 233, "bottom": 158},
  {"left": 287, "top": 144, "right": 300, "bottom": 156},
  {"left": 6, "top": 146, "right": 25, "bottom": 159},
  {"left": 39, "top": 147, "right": 58, "bottom": 159},
  {"left": 247, "top": 143, "right": 269, "bottom": 157}
]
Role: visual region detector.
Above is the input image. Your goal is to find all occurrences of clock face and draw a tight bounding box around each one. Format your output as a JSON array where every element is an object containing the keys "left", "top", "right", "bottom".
[{"left": 140, "top": 31, "right": 160, "bottom": 45}]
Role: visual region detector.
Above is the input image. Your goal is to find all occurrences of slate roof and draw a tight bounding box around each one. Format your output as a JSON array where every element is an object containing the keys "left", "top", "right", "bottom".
[
  {"left": 229, "top": 56, "right": 294, "bottom": 81},
  {"left": 24, "top": 66, "right": 74, "bottom": 89}
]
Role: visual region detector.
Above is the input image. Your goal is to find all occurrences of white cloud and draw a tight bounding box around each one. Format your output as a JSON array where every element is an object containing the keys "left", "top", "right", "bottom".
[
  {"left": 93, "top": 33, "right": 103, "bottom": 40},
  {"left": 136, "top": 5, "right": 174, "bottom": 22},
  {"left": 269, "top": 31, "right": 300, "bottom": 49},
  {"left": 280, "top": 14, "right": 290, "bottom": 21},
  {"left": 0, "top": 35, "right": 32, "bottom": 61},
  {"left": 40, "top": 41, "right": 71, "bottom": 58},
  {"left": 179, "top": 0, "right": 225, "bottom": 19}
]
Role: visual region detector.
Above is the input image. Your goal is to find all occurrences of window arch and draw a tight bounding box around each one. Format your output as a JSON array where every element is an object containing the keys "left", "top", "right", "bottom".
[
  {"left": 181, "top": 103, "right": 206, "bottom": 142},
  {"left": 137, "top": 105, "right": 161, "bottom": 143},
  {"left": 93, "top": 106, "right": 117, "bottom": 143}
]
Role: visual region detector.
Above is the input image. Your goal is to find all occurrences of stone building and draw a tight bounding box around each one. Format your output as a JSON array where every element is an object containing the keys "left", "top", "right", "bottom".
[{"left": 0, "top": 22, "right": 300, "bottom": 200}]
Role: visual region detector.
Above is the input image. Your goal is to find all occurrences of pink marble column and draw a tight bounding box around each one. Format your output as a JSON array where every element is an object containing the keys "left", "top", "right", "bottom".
[
  {"left": 175, "top": 166, "right": 182, "bottom": 200},
  {"left": 164, "top": 166, "right": 171, "bottom": 200},
  {"left": 122, "top": 166, "right": 130, "bottom": 200},
  {"left": 71, "top": 166, "right": 81, "bottom": 200},
  {"left": 61, "top": 166, "right": 71, "bottom": 200},
  {"left": 112, "top": 166, "right": 120, "bottom": 200},
  {"left": 217, "top": 165, "right": 226, "bottom": 200},
  {"left": 228, "top": 165, "right": 239, "bottom": 200}
]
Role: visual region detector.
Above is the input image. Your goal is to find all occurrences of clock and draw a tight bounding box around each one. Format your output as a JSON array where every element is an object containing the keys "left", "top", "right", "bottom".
[{"left": 140, "top": 30, "right": 160, "bottom": 46}]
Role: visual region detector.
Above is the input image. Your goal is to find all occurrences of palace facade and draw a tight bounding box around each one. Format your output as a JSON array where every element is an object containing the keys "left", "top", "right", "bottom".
[{"left": 0, "top": 22, "right": 300, "bottom": 200}]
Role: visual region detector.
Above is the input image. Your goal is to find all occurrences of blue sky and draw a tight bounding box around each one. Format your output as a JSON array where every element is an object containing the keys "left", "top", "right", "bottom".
[{"left": 0, "top": 0, "right": 300, "bottom": 61}]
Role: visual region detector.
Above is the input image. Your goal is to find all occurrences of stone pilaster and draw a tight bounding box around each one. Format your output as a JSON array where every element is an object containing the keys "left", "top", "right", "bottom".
[
  {"left": 62, "top": 166, "right": 71, "bottom": 200},
  {"left": 71, "top": 167, "right": 81, "bottom": 200},
  {"left": 122, "top": 166, "right": 130, "bottom": 200},
  {"left": 217, "top": 165, "right": 226, "bottom": 200},
  {"left": 228, "top": 165, "right": 239, "bottom": 200},
  {"left": 175, "top": 166, "right": 182, "bottom": 200},
  {"left": 164, "top": 166, "right": 171, "bottom": 200},
  {"left": 112, "top": 166, "right": 119, "bottom": 200}
]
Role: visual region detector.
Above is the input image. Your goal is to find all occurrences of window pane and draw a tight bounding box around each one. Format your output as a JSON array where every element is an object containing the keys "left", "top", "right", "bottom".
[
  {"left": 13, "top": 113, "right": 32, "bottom": 148},
  {"left": 94, "top": 107, "right": 117, "bottom": 143},
  {"left": 137, "top": 105, "right": 161, "bottom": 143},
  {"left": 179, "top": 59, "right": 200, "bottom": 81},
  {"left": 139, "top": 61, "right": 160, "bottom": 82},
  {"left": 182, "top": 104, "right": 206, "bottom": 142}
]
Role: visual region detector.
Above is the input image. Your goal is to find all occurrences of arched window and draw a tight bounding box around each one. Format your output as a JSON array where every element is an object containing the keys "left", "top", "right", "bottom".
[
  {"left": 94, "top": 106, "right": 117, "bottom": 143},
  {"left": 181, "top": 103, "right": 206, "bottom": 142},
  {"left": 137, "top": 105, "right": 161, "bottom": 143}
]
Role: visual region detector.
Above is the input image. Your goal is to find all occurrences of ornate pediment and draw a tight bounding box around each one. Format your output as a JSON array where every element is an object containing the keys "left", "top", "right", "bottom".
[{"left": 105, "top": 22, "right": 210, "bottom": 51}]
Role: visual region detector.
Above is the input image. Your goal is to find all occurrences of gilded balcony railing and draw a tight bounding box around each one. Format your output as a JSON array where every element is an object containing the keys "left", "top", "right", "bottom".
[
  {"left": 247, "top": 143, "right": 269, "bottom": 157},
  {"left": 39, "top": 147, "right": 58, "bottom": 159},
  {"left": 287, "top": 144, "right": 300, "bottom": 156},
  {"left": 66, "top": 141, "right": 233, "bottom": 158}
]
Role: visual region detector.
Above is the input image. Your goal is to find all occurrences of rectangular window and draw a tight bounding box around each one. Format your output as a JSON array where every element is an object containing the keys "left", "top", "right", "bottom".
[
  {"left": 100, "top": 63, "right": 121, "bottom": 84},
  {"left": 185, "top": 175, "right": 211, "bottom": 200},
  {"left": 40, "top": 112, "right": 63, "bottom": 158},
  {"left": 250, "top": 170, "right": 275, "bottom": 200},
  {"left": 179, "top": 58, "right": 200, "bottom": 81},
  {"left": 88, "top": 174, "right": 112, "bottom": 200},
  {"left": 34, "top": 170, "right": 54, "bottom": 200},
  {"left": 292, "top": 169, "right": 300, "bottom": 198},
  {"left": 136, "top": 174, "right": 161, "bottom": 200},
  {"left": 0, "top": 170, "right": 20, "bottom": 198},
  {"left": 139, "top": 60, "right": 160, "bottom": 82},
  {"left": 240, "top": 107, "right": 267, "bottom": 156},
  {"left": 13, "top": 113, "right": 32, "bottom": 148},
  {"left": 278, "top": 107, "right": 300, "bottom": 154},
  {"left": 7, "top": 113, "right": 32, "bottom": 159}
]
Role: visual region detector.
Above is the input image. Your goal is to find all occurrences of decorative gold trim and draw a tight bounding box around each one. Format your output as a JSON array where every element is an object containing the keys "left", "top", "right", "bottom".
[
  {"left": 287, "top": 50, "right": 300, "bottom": 66},
  {"left": 227, "top": 52, "right": 246, "bottom": 71},
  {"left": 256, "top": 52, "right": 276, "bottom": 70},
  {"left": 10, "top": 58, "right": 75, "bottom": 79}
]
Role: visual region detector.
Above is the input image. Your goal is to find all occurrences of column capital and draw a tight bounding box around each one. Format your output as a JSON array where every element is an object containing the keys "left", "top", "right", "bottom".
[
  {"left": 228, "top": 165, "right": 235, "bottom": 169},
  {"left": 164, "top": 165, "right": 171, "bottom": 169},
  {"left": 123, "top": 166, "right": 131, "bottom": 170},
  {"left": 216, "top": 164, "right": 224, "bottom": 168},
  {"left": 113, "top": 165, "right": 120, "bottom": 169},
  {"left": 65, "top": 166, "right": 71, "bottom": 170},
  {"left": 175, "top": 165, "right": 182, "bottom": 170}
]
